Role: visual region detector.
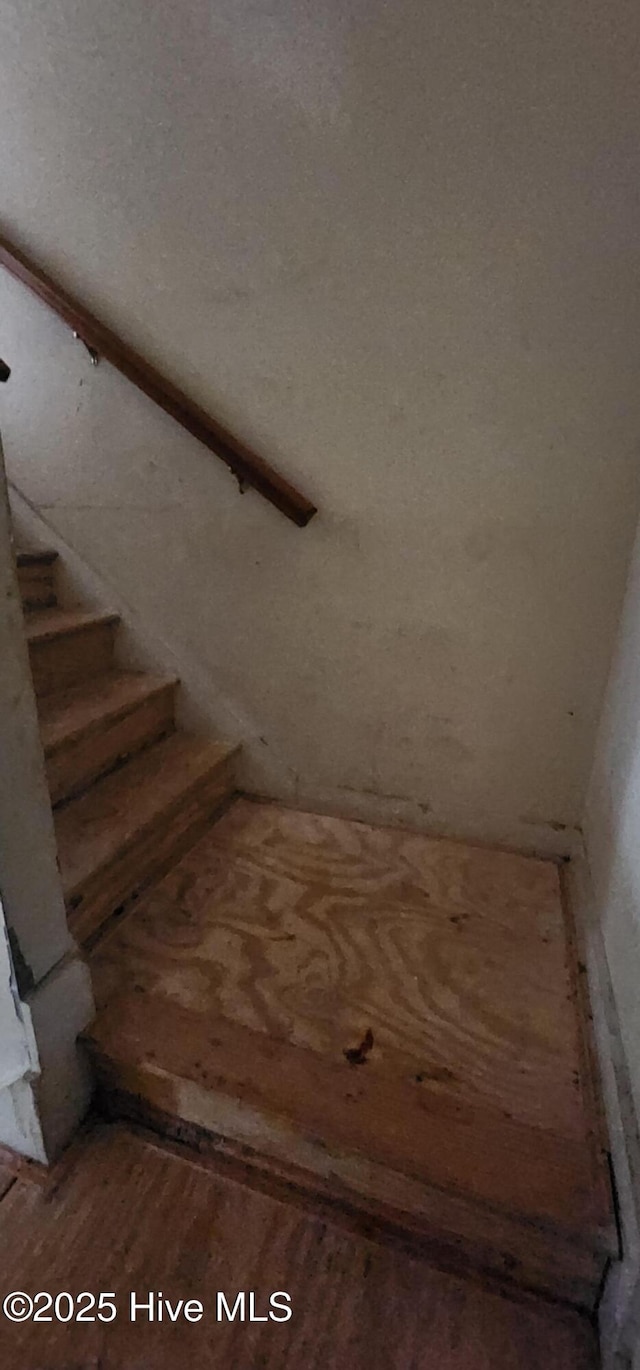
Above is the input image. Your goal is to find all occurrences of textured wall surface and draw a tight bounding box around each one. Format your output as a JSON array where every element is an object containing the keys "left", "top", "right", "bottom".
[{"left": 2, "top": 0, "right": 640, "bottom": 850}]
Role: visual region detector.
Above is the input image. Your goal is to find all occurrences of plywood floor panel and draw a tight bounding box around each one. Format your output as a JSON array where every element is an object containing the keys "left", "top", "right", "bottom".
[
  {"left": 92, "top": 801, "right": 589, "bottom": 1140},
  {"left": 88, "top": 801, "right": 614, "bottom": 1303},
  {"left": 88, "top": 988, "right": 609, "bottom": 1237},
  {"left": 0, "top": 1123, "right": 597, "bottom": 1369}
]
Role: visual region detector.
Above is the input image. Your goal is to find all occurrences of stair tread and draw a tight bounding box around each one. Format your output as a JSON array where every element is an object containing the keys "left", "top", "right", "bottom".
[
  {"left": 16, "top": 548, "right": 58, "bottom": 567},
  {"left": 86, "top": 987, "right": 615, "bottom": 1250},
  {"left": 39, "top": 670, "right": 178, "bottom": 756},
  {"left": 56, "top": 732, "right": 238, "bottom": 899},
  {"left": 26, "top": 606, "right": 120, "bottom": 644}
]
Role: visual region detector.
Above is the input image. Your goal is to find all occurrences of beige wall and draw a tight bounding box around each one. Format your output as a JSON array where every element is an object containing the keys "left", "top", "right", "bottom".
[{"left": 2, "top": 0, "right": 640, "bottom": 851}]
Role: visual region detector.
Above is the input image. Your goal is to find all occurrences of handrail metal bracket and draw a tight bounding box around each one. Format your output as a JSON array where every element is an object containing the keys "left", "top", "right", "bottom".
[{"left": 73, "top": 331, "right": 100, "bottom": 366}]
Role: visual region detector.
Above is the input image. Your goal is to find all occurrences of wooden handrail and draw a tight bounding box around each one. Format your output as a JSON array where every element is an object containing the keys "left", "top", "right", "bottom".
[{"left": 0, "top": 232, "right": 317, "bottom": 527}]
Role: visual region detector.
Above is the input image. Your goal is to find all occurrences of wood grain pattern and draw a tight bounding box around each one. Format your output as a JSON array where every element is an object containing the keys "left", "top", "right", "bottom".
[
  {"left": 0, "top": 1122, "right": 597, "bottom": 1369},
  {"left": 87, "top": 989, "right": 611, "bottom": 1240},
  {"left": 88, "top": 802, "right": 615, "bottom": 1305},
  {"left": 0, "top": 231, "right": 317, "bottom": 527},
  {"left": 57, "top": 734, "right": 239, "bottom": 944},
  {"left": 92, "top": 802, "right": 591, "bottom": 1138},
  {"left": 39, "top": 670, "right": 178, "bottom": 805},
  {"left": 87, "top": 992, "right": 613, "bottom": 1307},
  {"left": 26, "top": 607, "right": 119, "bottom": 696},
  {"left": 58, "top": 735, "right": 237, "bottom": 896},
  {"left": 95, "top": 1078, "right": 605, "bottom": 1310}
]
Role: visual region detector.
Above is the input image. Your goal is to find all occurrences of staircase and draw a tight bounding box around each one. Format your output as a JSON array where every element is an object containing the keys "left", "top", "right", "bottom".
[
  {"left": 16, "top": 547, "right": 239, "bottom": 945},
  {"left": 15, "top": 542, "right": 617, "bottom": 1315}
]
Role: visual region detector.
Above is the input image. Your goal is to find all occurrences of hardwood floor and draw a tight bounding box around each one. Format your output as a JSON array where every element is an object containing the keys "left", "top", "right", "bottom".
[
  {"left": 86, "top": 801, "right": 615, "bottom": 1308},
  {"left": 0, "top": 1121, "right": 597, "bottom": 1369}
]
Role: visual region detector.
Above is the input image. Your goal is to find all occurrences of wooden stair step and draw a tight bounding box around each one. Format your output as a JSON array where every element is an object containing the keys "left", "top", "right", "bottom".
[
  {"left": 38, "top": 670, "right": 179, "bottom": 806},
  {"left": 16, "top": 548, "right": 58, "bottom": 611},
  {"left": 26, "top": 607, "right": 119, "bottom": 697},
  {"left": 56, "top": 733, "right": 239, "bottom": 944},
  {"left": 84, "top": 988, "right": 617, "bottom": 1312}
]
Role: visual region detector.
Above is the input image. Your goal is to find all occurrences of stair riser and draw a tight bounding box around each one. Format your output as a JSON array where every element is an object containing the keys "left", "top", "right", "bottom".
[
  {"left": 17, "top": 563, "right": 57, "bottom": 611},
  {"left": 68, "top": 758, "right": 237, "bottom": 944},
  {"left": 88, "top": 1052, "right": 604, "bottom": 1312},
  {"left": 29, "top": 622, "right": 117, "bottom": 697},
  {"left": 46, "top": 686, "right": 177, "bottom": 807}
]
